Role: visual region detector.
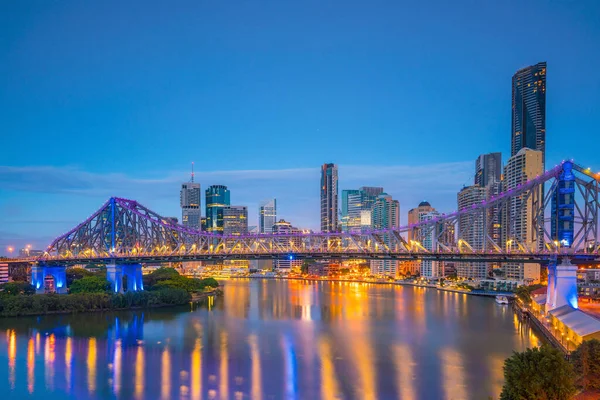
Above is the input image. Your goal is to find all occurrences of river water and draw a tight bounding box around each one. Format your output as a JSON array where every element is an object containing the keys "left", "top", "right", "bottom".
[{"left": 0, "top": 279, "right": 540, "bottom": 399}]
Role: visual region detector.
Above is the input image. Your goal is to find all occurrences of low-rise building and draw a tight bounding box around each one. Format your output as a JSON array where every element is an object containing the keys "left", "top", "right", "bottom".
[{"left": 548, "top": 305, "right": 600, "bottom": 349}]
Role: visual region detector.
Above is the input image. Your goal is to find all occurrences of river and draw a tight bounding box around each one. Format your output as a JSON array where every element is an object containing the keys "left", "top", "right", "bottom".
[{"left": 0, "top": 279, "right": 540, "bottom": 399}]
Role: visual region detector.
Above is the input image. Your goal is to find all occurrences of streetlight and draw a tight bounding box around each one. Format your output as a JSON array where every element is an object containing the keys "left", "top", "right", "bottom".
[{"left": 7, "top": 246, "right": 14, "bottom": 257}]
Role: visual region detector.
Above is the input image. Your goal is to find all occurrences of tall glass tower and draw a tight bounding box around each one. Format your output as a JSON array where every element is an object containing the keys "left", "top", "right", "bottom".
[
  {"left": 205, "top": 185, "right": 230, "bottom": 233},
  {"left": 320, "top": 163, "right": 338, "bottom": 233},
  {"left": 259, "top": 199, "right": 277, "bottom": 234},
  {"left": 511, "top": 62, "right": 547, "bottom": 168}
]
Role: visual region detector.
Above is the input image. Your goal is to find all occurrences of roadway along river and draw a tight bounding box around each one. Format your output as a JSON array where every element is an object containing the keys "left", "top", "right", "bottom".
[{"left": 0, "top": 279, "right": 540, "bottom": 399}]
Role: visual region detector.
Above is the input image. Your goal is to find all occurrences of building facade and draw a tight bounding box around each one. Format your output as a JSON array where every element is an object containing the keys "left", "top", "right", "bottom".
[
  {"left": 370, "top": 194, "right": 400, "bottom": 276},
  {"left": 272, "top": 219, "right": 302, "bottom": 271},
  {"left": 223, "top": 206, "right": 248, "bottom": 235},
  {"left": 320, "top": 163, "right": 339, "bottom": 233},
  {"left": 259, "top": 199, "right": 277, "bottom": 234},
  {"left": 180, "top": 182, "right": 201, "bottom": 230},
  {"left": 341, "top": 187, "right": 384, "bottom": 233},
  {"left": 475, "top": 152, "right": 502, "bottom": 187},
  {"left": 511, "top": 62, "right": 547, "bottom": 168},
  {"left": 205, "top": 185, "right": 231, "bottom": 233},
  {"left": 503, "top": 148, "right": 544, "bottom": 282},
  {"left": 419, "top": 211, "right": 443, "bottom": 278},
  {"left": 457, "top": 185, "right": 488, "bottom": 279}
]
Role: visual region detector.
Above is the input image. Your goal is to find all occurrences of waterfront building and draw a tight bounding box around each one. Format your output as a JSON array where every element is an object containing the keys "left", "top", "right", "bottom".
[
  {"left": 181, "top": 177, "right": 201, "bottom": 230},
  {"left": 511, "top": 62, "right": 547, "bottom": 168},
  {"left": 475, "top": 152, "right": 502, "bottom": 187},
  {"left": 223, "top": 206, "right": 248, "bottom": 235},
  {"left": 503, "top": 148, "right": 544, "bottom": 282},
  {"left": 0, "top": 263, "right": 8, "bottom": 284},
  {"left": 370, "top": 194, "right": 400, "bottom": 276},
  {"left": 419, "top": 211, "right": 443, "bottom": 278},
  {"left": 320, "top": 163, "right": 339, "bottom": 233},
  {"left": 272, "top": 219, "right": 302, "bottom": 271},
  {"left": 403, "top": 201, "right": 435, "bottom": 275},
  {"left": 341, "top": 187, "right": 384, "bottom": 233},
  {"left": 205, "top": 185, "right": 230, "bottom": 233},
  {"left": 259, "top": 199, "right": 277, "bottom": 234},
  {"left": 457, "top": 185, "right": 487, "bottom": 279}
]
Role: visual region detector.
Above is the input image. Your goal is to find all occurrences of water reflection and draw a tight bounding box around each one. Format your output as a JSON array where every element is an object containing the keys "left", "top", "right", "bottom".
[{"left": 0, "top": 280, "right": 541, "bottom": 399}]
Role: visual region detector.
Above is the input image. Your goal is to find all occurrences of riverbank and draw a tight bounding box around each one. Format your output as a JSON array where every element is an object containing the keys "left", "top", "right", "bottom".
[{"left": 0, "top": 287, "right": 221, "bottom": 318}]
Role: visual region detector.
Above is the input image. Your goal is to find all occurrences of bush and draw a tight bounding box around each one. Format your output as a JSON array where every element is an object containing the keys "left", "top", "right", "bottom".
[
  {"left": 69, "top": 276, "right": 111, "bottom": 294},
  {"left": 0, "top": 282, "right": 36, "bottom": 296},
  {"left": 571, "top": 339, "right": 600, "bottom": 390},
  {"left": 142, "top": 267, "right": 180, "bottom": 288},
  {"left": 65, "top": 268, "right": 97, "bottom": 286},
  {"left": 500, "top": 345, "right": 576, "bottom": 400},
  {"left": 0, "top": 288, "right": 191, "bottom": 317}
]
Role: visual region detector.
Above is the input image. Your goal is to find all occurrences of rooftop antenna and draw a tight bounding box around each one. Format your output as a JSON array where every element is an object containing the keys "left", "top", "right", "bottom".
[{"left": 191, "top": 162, "right": 195, "bottom": 183}]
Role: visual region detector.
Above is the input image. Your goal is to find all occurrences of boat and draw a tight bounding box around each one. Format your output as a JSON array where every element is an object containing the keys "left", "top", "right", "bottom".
[{"left": 495, "top": 295, "right": 509, "bottom": 305}]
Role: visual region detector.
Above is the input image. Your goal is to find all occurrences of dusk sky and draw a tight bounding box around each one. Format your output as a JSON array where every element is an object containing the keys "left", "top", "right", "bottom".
[{"left": 1, "top": 0, "right": 600, "bottom": 254}]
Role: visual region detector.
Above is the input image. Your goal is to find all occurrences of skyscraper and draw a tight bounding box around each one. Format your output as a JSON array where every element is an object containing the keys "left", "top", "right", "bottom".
[
  {"left": 180, "top": 171, "right": 201, "bottom": 230},
  {"left": 457, "top": 185, "right": 487, "bottom": 279},
  {"left": 272, "top": 219, "right": 302, "bottom": 272},
  {"left": 503, "top": 148, "right": 544, "bottom": 282},
  {"left": 341, "top": 187, "right": 383, "bottom": 233},
  {"left": 205, "top": 185, "right": 230, "bottom": 233},
  {"left": 370, "top": 194, "right": 400, "bottom": 276},
  {"left": 320, "top": 163, "right": 339, "bottom": 233},
  {"left": 223, "top": 206, "right": 248, "bottom": 235},
  {"left": 511, "top": 62, "right": 547, "bottom": 167},
  {"left": 407, "top": 201, "right": 435, "bottom": 242},
  {"left": 475, "top": 152, "right": 502, "bottom": 187},
  {"left": 420, "top": 210, "right": 443, "bottom": 278},
  {"left": 259, "top": 199, "right": 277, "bottom": 234}
]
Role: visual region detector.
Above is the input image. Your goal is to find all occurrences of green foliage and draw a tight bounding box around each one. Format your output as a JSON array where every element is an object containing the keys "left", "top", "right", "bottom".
[
  {"left": 500, "top": 345, "right": 576, "bottom": 400},
  {"left": 65, "top": 267, "right": 97, "bottom": 286},
  {"left": 200, "top": 277, "right": 219, "bottom": 288},
  {"left": 571, "top": 339, "right": 600, "bottom": 390},
  {"left": 0, "top": 288, "right": 191, "bottom": 317},
  {"left": 0, "top": 282, "right": 35, "bottom": 296},
  {"left": 142, "top": 267, "right": 181, "bottom": 288},
  {"left": 152, "top": 275, "right": 219, "bottom": 294},
  {"left": 515, "top": 284, "right": 546, "bottom": 305},
  {"left": 69, "top": 276, "right": 111, "bottom": 294}
]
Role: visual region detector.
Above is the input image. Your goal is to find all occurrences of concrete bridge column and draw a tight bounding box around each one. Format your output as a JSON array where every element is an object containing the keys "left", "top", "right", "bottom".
[
  {"left": 123, "top": 264, "right": 144, "bottom": 292},
  {"left": 46, "top": 267, "right": 67, "bottom": 294},
  {"left": 107, "top": 264, "right": 124, "bottom": 293},
  {"left": 545, "top": 262, "right": 557, "bottom": 313},
  {"left": 30, "top": 265, "right": 47, "bottom": 294},
  {"left": 553, "top": 257, "right": 578, "bottom": 310}
]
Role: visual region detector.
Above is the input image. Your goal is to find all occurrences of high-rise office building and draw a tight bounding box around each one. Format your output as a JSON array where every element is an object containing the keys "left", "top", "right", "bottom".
[
  {"left": 223, "top": 206, "right": 248, "bottom": 235},
  {"left": 370, "top": 194, "right": 400, "bottom": 276},
  {"left": 341, "top": 187, "right": 384, "bottom": 233},
  {"left": 181, "top": 180, "right": 201, "bottom": 230},
  {"left": 419, "top": 210, "right": 443, "bottom": 278},
  {"left": 475, "top": 152, "right": 502, "bottom": 187},
  {"left": 259, "top": 199, "right": 277, "bottom": 234},
  {"left": 511, "top": 62, "right": 547, "bottom": 168},
  {"left": 407, "top": 201, "right": 435, "bottom": 242},
  {"left": 320, "top": 163, "right": 339, "bottom": 233},
  {"left": 205, "top": 185, "right": 230, "bottom": 233},
  {"left": 503, "top": 148, "right": 544, "bottom": 282},
  {"left": 457, "top": 185, "right": 487, "bottom": 279},
  {"left": 272, "top": 219, "right": 302, "bottom": 271}
]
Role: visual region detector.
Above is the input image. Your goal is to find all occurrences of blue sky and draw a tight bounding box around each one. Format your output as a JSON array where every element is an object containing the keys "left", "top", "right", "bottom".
[{"left": 1, "top": 0, "right": 600, "bottom": 254}]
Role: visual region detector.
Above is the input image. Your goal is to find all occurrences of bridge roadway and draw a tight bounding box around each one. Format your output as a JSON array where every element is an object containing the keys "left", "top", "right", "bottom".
[{"left": 6, "top": 250, "right": 600, "bottom": 266}]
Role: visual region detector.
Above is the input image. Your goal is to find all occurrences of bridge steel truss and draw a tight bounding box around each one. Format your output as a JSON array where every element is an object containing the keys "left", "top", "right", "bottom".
[{"left": 37, "top": 161, "right": 600, "bottom": 266}]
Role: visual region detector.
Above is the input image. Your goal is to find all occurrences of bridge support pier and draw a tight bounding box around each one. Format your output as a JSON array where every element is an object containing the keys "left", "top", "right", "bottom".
[
  {"left": 123, "top": 264, "right": 143, "bottom": 292},
  {"left": 31, "top": 265, "right": 46, "bottom": 294},
  {"left": 30, "top": 265, "right": 67, "bottom": 294},
  {"left": 107, "top": 264, "right": 124, "bottom": 293},
  {"left": 545, "top": 262, "right": 557, "bottom": 312},
  {"left": 107, "top": 264, "right": 144, "bottom": 293},
  {"left": 553, "top": 257, "right": 578, "bottom": 310}
]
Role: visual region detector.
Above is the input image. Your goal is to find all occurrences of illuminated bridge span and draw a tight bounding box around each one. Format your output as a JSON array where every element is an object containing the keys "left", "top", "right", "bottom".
[{"left": 17, "top": 160, "right": 600, "bottom": 300}]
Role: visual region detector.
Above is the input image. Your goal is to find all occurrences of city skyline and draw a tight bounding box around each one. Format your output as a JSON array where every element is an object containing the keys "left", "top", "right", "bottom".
[{"left": 2, "top": 1, "right": 600, "bottom": 253}]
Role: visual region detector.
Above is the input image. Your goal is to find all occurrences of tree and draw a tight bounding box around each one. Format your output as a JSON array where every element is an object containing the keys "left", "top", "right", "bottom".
[
  {"left": 500, "top": 345, "right": 576, "bottom": 400},
  {"left": 571, "top": 339, "right": 600, "bottom": 390},
  {"left": 66, "top": 268, "right": 96, "bottom": 286},
  {"left": 142, "top": 267, "right": 180, "bottom": 288},
  {"left": 69, "top": 276, "right": 111, "bottom": 294},
  {"left": 0, "top": 282, "right": 35, "bottom": 296}
]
